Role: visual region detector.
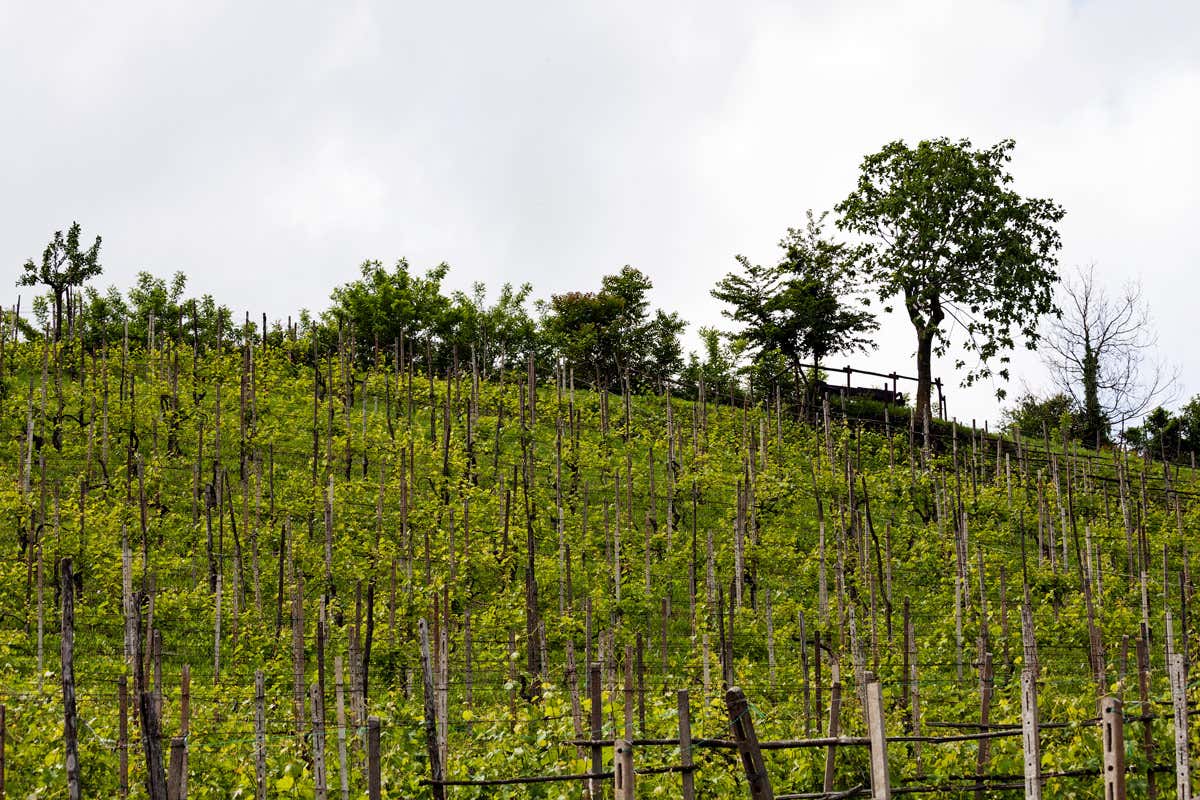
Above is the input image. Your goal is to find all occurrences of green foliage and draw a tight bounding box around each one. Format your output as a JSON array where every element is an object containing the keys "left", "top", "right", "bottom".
[
  {"left": 712, "top": 211, "right": 877, "bottom": 404},
  {"left": 1002, "top": 391, "right": 1084, "bottom": 439},
  {"left": 1124, "top": 398, "right": 1200, "bottom": 462},
  {"left": 541, "top": 265, "right": 684, "bottom": 390},
  {"left": 836, "top": 138, "right": 1065, "bottom": 420},
  {"left": 0, "top": 329, "right": 1194, "bottom": 798},
  {"left": 18, "top": 221, "right": 103, "bottom": 341}
]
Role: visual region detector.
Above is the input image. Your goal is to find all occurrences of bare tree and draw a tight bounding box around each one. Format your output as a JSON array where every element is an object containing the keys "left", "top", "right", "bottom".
[{"left": 1043, "top": 263, "right": 1176, "bottom": 444}]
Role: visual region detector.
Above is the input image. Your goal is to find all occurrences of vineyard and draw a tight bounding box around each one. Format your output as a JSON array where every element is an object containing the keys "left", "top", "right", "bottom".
[{"left": 0, "top": 329, "right": 1197, "bottom": 799}]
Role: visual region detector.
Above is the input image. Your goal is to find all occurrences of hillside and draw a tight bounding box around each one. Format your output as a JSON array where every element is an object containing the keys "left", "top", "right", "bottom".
[{"left": 0, "top": 333, "right": 1196, "bottom": 799}]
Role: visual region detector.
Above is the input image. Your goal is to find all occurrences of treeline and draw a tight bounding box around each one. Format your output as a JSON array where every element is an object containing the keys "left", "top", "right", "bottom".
[{"left": 8, "top": 138, "right": 1194, "bottom": 459}]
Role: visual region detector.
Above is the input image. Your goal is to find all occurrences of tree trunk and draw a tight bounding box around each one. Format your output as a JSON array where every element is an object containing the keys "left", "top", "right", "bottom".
[{"left": 914, "top": 328, "right": 935, "bottom": 426}]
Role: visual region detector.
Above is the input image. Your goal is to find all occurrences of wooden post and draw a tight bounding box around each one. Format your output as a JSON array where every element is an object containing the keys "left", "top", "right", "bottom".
[
  {"left": 1021, "top": 669, "right": 1042, "bottom": 800},
  {"left": 975, "top": 652, "right": 994, "bottom": 800},
  {"left": 254, "top": 671, "right": 267, "bottom": 800},
  {"left": 119, "top": 675, "right": 129, "bottom": 798},
  {"left": 589, "top": 663, "right": 603, "bottom": 800},
  {"left": 1169, "top": 652, "right": 1190, "bottom": 800},
  {"left": 166, "top": 737, "right": 186, "bottom": 800},
  {"left": 679, "top": 690, "right": 696, "bottom": 800},
  {"left": 60, "top": 558, "right": 81, "bottom": 800},
  {"left": 141, "top": 690, "right": 169, "bottom": 800},
  {"left": 1102, "top": 695, "right": 1126, "bottom": 800},
  {"left": 726, "top": 686, "right": 773, "bottom": 800},
  {"left": 310, "top": 683, "right": 328, "bottom": 800},
  {"left": 418, "top": 619, "right": 446, "bottom": 800},
  {"left": 1136, "top": 635, "right": 1156, "bottom": 800},
  {"left": 866, "top": 678, "right": 891, "bottom": 800},
  {"left": 614, "top": 738, "right": 635, "bottom": 800},
  {"left": 824, "top": 681, "right": 841, "bottom": 793},
  {"left": 335, "top": 657, "right": 350, "bottom": 800},
  {"left": 179, "top": 665, "right": 190, "bottom": 800},
  {"left": 367, "top": 717, "right": 381, "bottom": 800},
  {"left": 1, "top": 703, "right": 6, "bottom": 800}
]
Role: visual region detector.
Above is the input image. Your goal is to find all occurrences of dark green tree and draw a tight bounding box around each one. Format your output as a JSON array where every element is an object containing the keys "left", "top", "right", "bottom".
[
  {"left": 541, "top": 266, "right": 682, "bottom": 390},
  {"left": 712, "top": 211, "right": 877, "bottom": 405},
  {"left": 836, "top": 138, "right": 1065, "bottom": 424},
  {"left": 18, "top": 222, "right": 103, "bottom": 341},
  {"left": 327, "top": 259, "right": 453, "bottom": 363}
]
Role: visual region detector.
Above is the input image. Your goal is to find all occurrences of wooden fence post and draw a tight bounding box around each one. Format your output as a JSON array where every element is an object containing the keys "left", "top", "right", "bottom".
[
  {"left": 866, "top": 678, "right": 891, "bottom": 800},
  {"left": 1021, "top": 669, "right": 1042, "bottom": 800},
  {"left": 616, "top": 645, "right": 636, "bottom": 800},
  {"left": 1169, "top": 653, "right": 1190, "bottom": 799},
  {"left": 179, "top": 665, "right": 190, "bottom": 800},
  {"left": 310, "top": 683, "right": 328, "bottom": 800},
  {"left": 166, "top": 737, "right": 186, "bottom": 800},
  {"left": 589, "top": 663, "right": 603, "bottom": 800},
  {"left": 335, "top": 656, "right": 349, "bottom": 800},
  {"left": 119, "top": 675, "right": 129, "bottom": 798},
  {"left": 141, "top": 690, "right": 169, "bottom": 800},
  {"left": 1, "top": 702, "right": 6, "bottom": 800},
  {"left": 419, "top": 619, "right": 446, "bottom": 800},
  {"left": 614, "top": 739, "right": 635, "bottom": 800},
  {"left": 679, "top": 690, "right": 695, "bottom": 800},
  {"left": 60, "top": 558, "right": 81, "bottom": 800},
  {"left": 1102, "top": 695, "right": 1126, "bottom": 800},
  {"left": 367, "top": 717, "right": 381, "bottom": 800},
  {"left": 254, "top": 671, "right": 266, "bottom": 800},
  {"left": 726, "top": 686, "right": 773, "bottom": 800},
  {"left": 975, "top": 652, "right": 994, "bottom": 800},
  {"left": 823, "top": 681, "right": 842, "bottom": 793}
]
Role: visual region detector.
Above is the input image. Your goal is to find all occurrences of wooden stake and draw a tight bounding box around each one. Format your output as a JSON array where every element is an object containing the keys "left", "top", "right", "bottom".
[
  {"left": 119, "top": 675, "right": 129, "bottom": 798},
  {"left": 866, "top": 677, "right": 891, "bottom": 800},
  {"left": 335, "top": 657, "right": 350, "bottom": 800},
  {"left": 1169, "top": 652, "right": 1190, "bottom": 800},
  {"left": 418, "top": 619, "right": 446, "bottom": 800},
  {"left": 367, "top": 717, "right": 381, "bottom": 800},
  {"left": 310, "top": 684, "right": 328, "bottom": 800},
  {"left": 254, "top": 671, "right": 266, "bottom": 800},
  {"left": 1102, "top": 695, "right": 1126, "bottom": 800},
  {"left": 0, "top": 703, "right": 5, "bottom": 800},
  {"left": 60, "top": 558, "right": 80, "bottom": 800},
  {"left": 823, "top": 681, "right": 841, "bottom": 794},
  {"left": 1136, "top": 635, "right": 1156, "bottom": 800},
  {"left": 166, "top": 738, "right": 186, "bottom": 800},
  {"left": 679, "top": 690, "right": 696, "bottom": 800},
  {"left": 975, "top": 652, "right": 994, "bottom": 800},
  {"left": 727, "top": 686, "right": 773, "bottom": 800},
  {"left": 1021, "top": 668, "right": 1042, "bottom": 800},
  {"left": 589, "top": 663, "right": 603, "bottom": 800}
]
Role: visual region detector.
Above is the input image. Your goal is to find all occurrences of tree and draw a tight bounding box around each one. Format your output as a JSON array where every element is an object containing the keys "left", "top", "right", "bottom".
[
  {"left": 446, "top": 282, "right": 540, "bottom": 377},
  {"left": 19, "top": 222, "right": 103, "bottom": 341},
  {"left": 541, "top": 266, "right": 683, "bottom": 390},
  {"left": 713, "top": 211, "right": 877, "bottom": 405},
  {"left": 1001, "top": 391, "right": 1083, "bottom": 439},
  {"left": 327, "top": 259, "right": 453, "bottom": 363},
  {"left": 836, "top": 138, "right": 1065, "bottom": 424},
  {"left": 1042, "top": 263, "right": 1176, "bottom": 444}
]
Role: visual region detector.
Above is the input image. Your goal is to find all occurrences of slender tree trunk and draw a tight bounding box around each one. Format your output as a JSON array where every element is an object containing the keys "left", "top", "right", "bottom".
[{"left": 914, "top": 327, "right": 935, "bottom": 425}]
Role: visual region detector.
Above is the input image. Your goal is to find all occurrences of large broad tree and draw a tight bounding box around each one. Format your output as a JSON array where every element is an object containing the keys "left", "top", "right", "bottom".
[
  {"left": 19, "top": 222, "right": 103, "bottom": 341},
  {"left": 713, "top": 211, "right": 877, "bottom": 405},
  {"left": 836, "top": 138, "right": 1065, "bottom": 424}
]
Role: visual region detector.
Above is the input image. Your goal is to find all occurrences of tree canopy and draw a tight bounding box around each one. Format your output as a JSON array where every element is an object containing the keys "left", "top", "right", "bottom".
[
  {"left": 712, "top": 211, "right": 877, "bottom": 404},
  {"left": 836, "top": 138, "right": 1065, "bottom": 423},
  {"left": 18, "top": 222, "right": 102, "bottom": 341}
]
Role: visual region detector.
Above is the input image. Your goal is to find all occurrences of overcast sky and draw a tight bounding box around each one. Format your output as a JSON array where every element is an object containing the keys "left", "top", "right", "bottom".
[{"left": 2, "top": 0, "right": 1197, "bottom": 425}]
